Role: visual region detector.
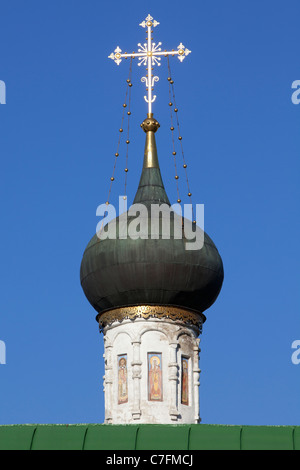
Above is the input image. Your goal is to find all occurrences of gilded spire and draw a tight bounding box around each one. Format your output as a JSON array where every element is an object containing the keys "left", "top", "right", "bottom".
[
  {"left": 133, "top": 114, "right": 170, "bottom": 207},
  {"left": 140, "top": 114, "right": 160, "bottom": 168}
]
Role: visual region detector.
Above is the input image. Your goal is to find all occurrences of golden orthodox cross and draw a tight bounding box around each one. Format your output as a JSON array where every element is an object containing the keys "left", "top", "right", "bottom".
[{"left": 109, "top": 14, "right": 191, "bottom": 114}]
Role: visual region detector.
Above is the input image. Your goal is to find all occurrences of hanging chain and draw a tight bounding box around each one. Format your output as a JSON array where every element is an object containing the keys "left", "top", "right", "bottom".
[
  {"left": 167, "top": 72, "right": 181, "bottom": 204},
  {"left": 97, "top": 61, "right": 133, "bottom": 238},
  {"left": 106, "top": 59, "right": 133, "bottom": 207},
  {"left": 124, "top": 58, "right": 133, "bottom": 204},
  {"left": 167, "top": 57, "right": 195, "bottom": 223}
]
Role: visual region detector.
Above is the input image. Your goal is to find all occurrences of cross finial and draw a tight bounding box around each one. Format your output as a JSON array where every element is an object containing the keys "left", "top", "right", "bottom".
[
  {"left": 108, "top": 14, "right": 191, "bottom": 115},
  {"left": 139, "top": 13, "right": 160, "bottom": 29}
]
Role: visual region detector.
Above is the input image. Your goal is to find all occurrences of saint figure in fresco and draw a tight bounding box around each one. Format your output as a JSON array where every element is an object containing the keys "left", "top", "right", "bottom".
[
  {"left": 181, "top": 357, "right": 189, "bottom": 405},
  {"left": 148, "top": 354, "right": 162, "bottom": 401},
  {"left": 118, "top": 355, "right": 128, "bottom": 404}
]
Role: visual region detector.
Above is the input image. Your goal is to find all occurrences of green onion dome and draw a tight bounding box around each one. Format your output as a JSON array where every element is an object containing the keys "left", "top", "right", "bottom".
[{"left": 80, "top": 116, "right": 223, "bottom": 320}]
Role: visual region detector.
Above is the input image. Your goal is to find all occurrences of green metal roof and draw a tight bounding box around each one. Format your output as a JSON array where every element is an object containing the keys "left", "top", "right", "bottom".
[{"left": 0, "top": 424, "right": 299, "bottom": 450}]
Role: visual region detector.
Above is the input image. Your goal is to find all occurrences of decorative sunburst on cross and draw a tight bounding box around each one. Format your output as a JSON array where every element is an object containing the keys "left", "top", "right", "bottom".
[{"left": 108, "top": 14, "right": 191, "bottom": 114}]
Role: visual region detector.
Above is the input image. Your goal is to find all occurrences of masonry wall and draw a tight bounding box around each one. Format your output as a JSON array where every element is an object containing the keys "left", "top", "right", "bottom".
[{"left": 103, "top": 318, "right": 201, "bottom": 424}]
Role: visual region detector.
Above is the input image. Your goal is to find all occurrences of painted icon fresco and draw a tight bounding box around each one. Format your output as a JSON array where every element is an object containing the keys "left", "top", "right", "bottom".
[
  {"left": 118, "top": 354, "right": 128, "bottom": 404},
  {"left": 181, "top": 357, "right": 189, "bottom": 405},
  {"left": 148, "top": 353, "right": 163, "bottom": 401}
]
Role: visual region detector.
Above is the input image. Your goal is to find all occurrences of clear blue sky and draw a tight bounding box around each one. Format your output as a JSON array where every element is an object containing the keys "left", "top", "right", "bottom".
[{"left": 0, "top": 0, "right": 299, "bottom": 426}]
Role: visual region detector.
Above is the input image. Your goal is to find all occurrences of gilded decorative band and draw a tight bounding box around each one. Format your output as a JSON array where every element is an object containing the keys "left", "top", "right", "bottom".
[{"left": 97, "top": 305, "right": 205, "bottom": 330}]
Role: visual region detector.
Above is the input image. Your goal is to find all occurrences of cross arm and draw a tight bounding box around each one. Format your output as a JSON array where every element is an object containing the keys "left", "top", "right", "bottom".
[{"left": 108, "top": 43, "right": 191, "bottom": 65}]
